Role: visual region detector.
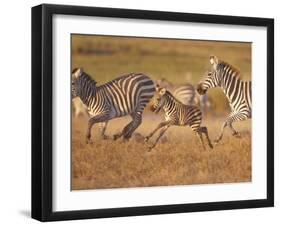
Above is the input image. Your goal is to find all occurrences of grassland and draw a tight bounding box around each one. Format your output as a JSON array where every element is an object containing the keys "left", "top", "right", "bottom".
[
  {"left": 72, "top": 114, "right": 251, "bottom": 190},
  {"left": 71, "top": 35, "right": 252, "bottom": 190}
]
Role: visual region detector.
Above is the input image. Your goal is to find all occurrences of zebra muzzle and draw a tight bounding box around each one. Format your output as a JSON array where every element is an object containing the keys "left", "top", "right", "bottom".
[
  {"left": 196, "top": 84, "right": 207, "bottom": 95},
  {"left": 150, "top": 104, "right": 161, "bottom": 113}
]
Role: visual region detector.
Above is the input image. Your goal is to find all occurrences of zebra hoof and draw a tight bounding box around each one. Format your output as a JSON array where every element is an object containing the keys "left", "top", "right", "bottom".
[
  {"left": 102, "top": 135, "right": 109, "bottom": 140},
  {"left": 86, "top": 139, "right": 93, "bottom": 144},
  {"left": 147, "top": 145, "right": 155, "bottom": 152},
  {"left": 233, "top": 132, "right": 241, "bottom": 138},
  {"left": 213, "top": 140, "right": 219, "bottom": 146},
  {"left": 122, "top": 137, "right": 130, "bottom": 142},
  {"left": 113, "top": 134, "right": 121, "bottom": 140}
]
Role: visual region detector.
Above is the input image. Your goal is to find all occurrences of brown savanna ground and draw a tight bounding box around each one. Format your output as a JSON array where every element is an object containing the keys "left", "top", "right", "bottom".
[
  {"left": 72, "top": 114, "right": 251, "bottom": 190},
  {"left": 71, "top": 35, "right": 251, "bottom": 190}
]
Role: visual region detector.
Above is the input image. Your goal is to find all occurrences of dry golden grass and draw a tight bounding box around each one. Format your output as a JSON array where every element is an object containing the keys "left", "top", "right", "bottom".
[
  {"left": 71, "top": 35, "right": 252, "bottom": 190},
  {"left": 72, "top": 113, "right": 251, "bottom": 190}
]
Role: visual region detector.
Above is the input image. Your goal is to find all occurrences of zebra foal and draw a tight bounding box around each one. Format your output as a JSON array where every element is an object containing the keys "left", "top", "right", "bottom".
[
  {"left": 156, "top": 78, "right": 210, "bottom": 115},
  {"left": 72, "top": 68, "right": 155, "bottom": 143},
  {"left": 145, "top": 85, "right": 213, "bottom": 151},
  {"left": 197, "top": 55, "right": 252, "bottom": 144}
]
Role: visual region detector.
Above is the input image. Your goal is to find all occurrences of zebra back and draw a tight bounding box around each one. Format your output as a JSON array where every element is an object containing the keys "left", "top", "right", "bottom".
[
  {"left": 173, "top": 84, "right": 195, "bottom": 105},
  {"left": 72, "top": 69, "right": 156, "bottom": 118},
  {"left": 153, "top": 88, "right": 202, "bottom": 130}
]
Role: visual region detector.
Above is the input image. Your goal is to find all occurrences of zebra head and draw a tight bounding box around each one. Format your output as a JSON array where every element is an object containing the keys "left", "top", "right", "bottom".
[
  {"left": 150, "top": 85, "right": 167, "bottom": 113},
  {"left": 71, "top": 68, "right": 83, "bottom": 98},
  {"left": 71, "top": 68, "right": 97, "bottom": 99},
  {"left": 156, "top": 78, "right": 173, "bottom": 89},
  {"left": 197, "top": 55, "right": 221, "bottom": 95}
]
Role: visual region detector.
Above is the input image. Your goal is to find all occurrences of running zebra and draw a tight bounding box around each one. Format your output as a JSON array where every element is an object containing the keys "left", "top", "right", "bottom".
[
  {"left": 197, "top": 55, "right": 252, "bottom": 144},
  {"left": 156, "top": 78, "right": 210, "bottom": 115},
  {"left": 72, "top": 68, "right": 155, "bottom": 143},
  {"left": 145, "top": 85, "right": 213, "bottom": 151},
  {"left": 156, "top": 79, "right": 196, "bottom": 105},
  {"left": 72, "top": 97, "right": 108, "bottom": 138}
]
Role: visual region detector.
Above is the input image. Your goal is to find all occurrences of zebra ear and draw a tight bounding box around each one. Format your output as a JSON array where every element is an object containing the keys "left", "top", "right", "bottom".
[
  {"left": 209, "top": 55, "right": 218, "bottom": 69},
  {"left": 72, "top": 68, "right": 83, "bottom": 78},
  {"left": 155, "top": 83, "right": 160, "bottom": 91},
  {"left": 159, "top": 88, "right": 166, "bottom": 95}
]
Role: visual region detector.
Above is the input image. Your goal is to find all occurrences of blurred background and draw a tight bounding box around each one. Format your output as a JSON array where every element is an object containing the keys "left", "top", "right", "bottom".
[{"left": 72, "top": 34, "right": 251, "bottom": 114}]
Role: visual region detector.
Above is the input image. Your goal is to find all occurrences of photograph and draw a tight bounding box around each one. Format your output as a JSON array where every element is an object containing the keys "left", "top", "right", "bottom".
[
  {"left": 71, "top": 34, "right": 252, "bottom": 190},
  {"left": 31, "top": 3, "right": 274, "bottom": 221}
]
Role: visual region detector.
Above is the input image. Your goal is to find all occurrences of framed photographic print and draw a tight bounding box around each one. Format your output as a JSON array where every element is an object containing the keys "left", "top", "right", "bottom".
[{"left": 32, "top": 4, "right": 274, "bottom": 222}]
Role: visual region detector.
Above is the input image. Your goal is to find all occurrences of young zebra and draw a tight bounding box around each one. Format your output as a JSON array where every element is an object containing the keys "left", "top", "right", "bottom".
[
  {"left": 72, "top": 68, "right": 155, "bottom": 143},
  {"left": 145, "top": 85, "right": 213, "bottom": 151},
  {"left": 173, "top": 84, "right": 210, "bottom": 116},
  {"left": 197, "top": 55, "right": 252, "bottom": 144},
  {"left": 156, "top": 79, "right": 196, "bottom": 106},
  {"left": 156, "top": 78, "right": 210, "bottom": 115}
]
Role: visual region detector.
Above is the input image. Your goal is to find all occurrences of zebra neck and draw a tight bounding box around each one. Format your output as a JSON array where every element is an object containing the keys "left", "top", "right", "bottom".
[
  {"left": 162, "top": 94, "right": 177, "bottom": 114},
  {"left": 220, "top": 76, "right": 242, "bottom": 107},
  {"left": 78, "top": 80, "right": 98, "bottom": 106}
]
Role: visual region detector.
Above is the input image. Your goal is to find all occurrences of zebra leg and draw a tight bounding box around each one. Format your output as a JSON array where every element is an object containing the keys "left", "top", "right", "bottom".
[
  {"left": 229, "top": 122, "right": 241, "bottom": 138},
  {"left": 196, "top": 132, "right": 206, "bottom": 150},
  {"left": 113, "top": 112, "right": 142, "bottom": 140},
  {"left": 198, "top": 127, "right": 213, "bottom": 149},
  {"left": 215, "top": 112, "right": 249, "bottom": 144},
  {"left": 74, "top": 106, "right": 80, "bottom": 118},
  {"left": 148, "top": 125, "right": 170, "bottom": 151},
  {"left": 227, "top": 111, "right": 250, "bottom": 137},
  {"left": 145, "top": 121, "right": 171, "bottom": 142},
  {"left": 86, "top": 114, "right": 109, "bottom": 144},
  {"left": 214, "top": 121, "right": 227, "bottom": 144},
  {"left": 123, "top": 114, "right": 142, "bottom": 140},
  {"left": 98, "top": 121, "right": 109, "bottom": 139}
]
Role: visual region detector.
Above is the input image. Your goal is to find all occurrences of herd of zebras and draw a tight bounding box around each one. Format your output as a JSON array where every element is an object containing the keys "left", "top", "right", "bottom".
[{"left": 72, "top": 55, "right": 252, "bottom": 151}]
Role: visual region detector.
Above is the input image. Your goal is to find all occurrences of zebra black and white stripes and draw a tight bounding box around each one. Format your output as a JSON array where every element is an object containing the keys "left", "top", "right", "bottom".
[
  {"left": 72, "top": 68, "right": 155, "bottom": 143},
  {"left": 156, "top": 79, "right": 210, "bottom": 115},
  {"left": 173, "top": 84, "right": 210, "bottom": 116},
  {"left": 145, "top": 86, "right": 213, "bottom": 150},
  {"left": 173, "top": 84, "right": 195, "bottom": 105},
  {"left": 197, "top": 55, "right": 252, "bottom": 144}
]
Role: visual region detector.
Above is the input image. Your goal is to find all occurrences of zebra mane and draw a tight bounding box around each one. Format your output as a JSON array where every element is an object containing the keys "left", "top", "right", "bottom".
[
  {"left": 218, "top": 60, "right": 241, "bottom": 79},
  {"left": 72, "top": 68, "right": 79, "bottom": 74},
  {"left": 80, "top": 71, "right": 97, "bottom": 85}
]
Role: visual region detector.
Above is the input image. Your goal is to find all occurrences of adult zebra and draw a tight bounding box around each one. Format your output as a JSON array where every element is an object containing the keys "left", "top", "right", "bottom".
[
  {"left": 72, "top": 97, "right": 108, "bottom": 138},
  {"left": 72, "top": 68, "right": 155, "bottom": 143},
  {"left": 197, "top": 55, "right": 252, "bottom": 144},
  {"left": 173, "top": 84, "right": 195, "bottom": 105},
  {"left": 145, "top": 85, "right": 213, "bottom": 151}
]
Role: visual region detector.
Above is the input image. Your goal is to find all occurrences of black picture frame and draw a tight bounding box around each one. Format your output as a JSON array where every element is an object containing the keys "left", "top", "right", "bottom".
[{"left": 32, "top": 3, "right": 274, "bottom": 222}]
